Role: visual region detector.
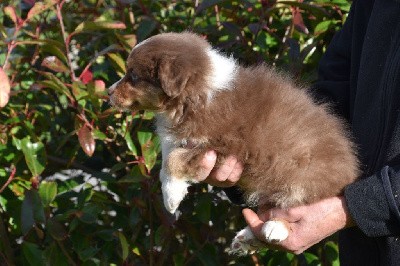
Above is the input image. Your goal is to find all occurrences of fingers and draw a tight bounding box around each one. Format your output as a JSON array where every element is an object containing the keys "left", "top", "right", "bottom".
[
  {"left": 197, "top": 150, "right": 218, "bottom": 181},
  {"left": 198, "top": 151, "right": 243, "bottom": 187},
  {"left": 208, "top": 155, "right": 243, "bottom": 187},
  {"left": 242, "top": 208, "right": 294, "bottom": 253}
]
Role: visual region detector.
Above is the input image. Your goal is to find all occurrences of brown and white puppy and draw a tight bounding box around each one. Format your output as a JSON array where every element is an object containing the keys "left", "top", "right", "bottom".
[{"left": 108, "top": 32, "right": 359, "bottom": 254}]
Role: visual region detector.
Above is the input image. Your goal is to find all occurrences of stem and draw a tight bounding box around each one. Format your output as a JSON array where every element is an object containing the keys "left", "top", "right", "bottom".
[
  {"left": 0, "top": 167, "right": 16, "bottom": 194},
  {"left": 56, "top": 240, "right": 77, "bottom": 266},
  {"left": 79, "top": 44, "right": 122, "bottom": 80},
  {"left": 214, "top": 5, "right": 221, "bottom": 28},
  {"left": 56, "top": 2, "right": 77, "bottom": 81}
]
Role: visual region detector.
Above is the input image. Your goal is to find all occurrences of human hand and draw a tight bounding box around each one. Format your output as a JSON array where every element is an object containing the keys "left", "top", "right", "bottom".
[
  {"left": 242, "top": 196, "right": 355, "bottom": 254},
  {"left": 197, "top": 150, "right": 243, "bottom": 187}
]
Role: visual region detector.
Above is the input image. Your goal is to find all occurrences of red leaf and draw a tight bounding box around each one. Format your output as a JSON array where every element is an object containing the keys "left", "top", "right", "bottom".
[
  {"left": 4, "top": 6, "right": 18, "bottom": 25},
  {"left": 0, "top": 67, "right": 11, "bottom": 108},
  {"left": 78, "top": 124, "right": 95, "bottom": 157},
  {"left": 26, "top": 0, "right": 57, "bottom": 21},
  {"left": 292, "top": 7, "right": 309, "bottom": 34},
  {"left": 80, "top": 69, "right": 93, "bottom": 85},
  {"left": 94, "top": 80, "right": 106, "bottom": 93}
]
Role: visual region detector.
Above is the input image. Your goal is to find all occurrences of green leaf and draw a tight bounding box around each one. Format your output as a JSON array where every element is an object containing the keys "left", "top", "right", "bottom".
[
  {"left": 38, "top": 71, "right": 73, "bottom": 99},
  {"left": 136, "top": 19, "right": 157, "bottom": 42},
  {"left": 47, "top": 218, "right": 68, "bottom": 241},
  {"left": 196, "top": 244, "right": 218, "bottom": 265},
  {"left": 314, "top": 20, "right": 337, "bottom": 35},
  {"left": 41, "top": 56, "right": 70, "bottom": 73},
  {"left": 26, "top": 0, "right": 57, "bottom": 21},
  {"left": 125, "top": 131, "right": 138, "bottom": 156},
  {"left": 77, "top": 246, "right": 100, "bottom": 262},
  {"left": 21, "top": 137, "right": 46, "bottom": 177},
  {"left": 92, "top": 129, "right": 107, "bottom": 140},
  {"left": 173, "top": 253, "right": 185, "bottom": 266},
  {"left": 303, "top": 252, "right": 320, "bottom": 265},
  {"left": 138, "top": 132, "right": 160, "bottom": 171},
  {"left": 4, "top": 6, "right": 18, "bottom": 25},
  {"left": 196, "top": 0, "right": 225, "bottom": 13},
  {"left": 118, "top": 165, "right": 147, "bottom": 183},
  {"left": 137, "top": 131, "right": 153, "bottom": 147},
  {"left": 39, "top": 181, "right": 57, "bottom": 207},
  {"left": 117, "top": 232, "right": 129, "bottom": 261},
  {"left": 108, "top": 53, "right": 126, "bottom": 74},
  {"left": 325, "top": 241, "right": 339, "bottom": 266},
  {"left": 154, "top": 225, "right": 167, "bottom": 246},
  {"left": 195, "top": 195, "right": 211, "bottom": 224},
  {"left": 12, "top": 137, "right": 22, "bottom": 150},
  {"left": 73, "top": 21, "right": 126, "bottom": 35},
  {"left": 22, "top": 242, "right": 45, "bottom": 266},
  {"left": 21, "top": 190, "right": 45, "bottom": 235},
  {"left": 78, "top": 204, "right": 100, "bottom": 224},
  {"left": 44, "top": 242, "right": 69, "bottom": 266}
]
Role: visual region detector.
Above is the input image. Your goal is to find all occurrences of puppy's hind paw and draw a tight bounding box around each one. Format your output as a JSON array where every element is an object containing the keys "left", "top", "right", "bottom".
[
  {"left": 230, "top": 227, "right": 265, "bottom": 256},
  {"left": 262, "top": 220, "right": 289, "bottom": 243}
]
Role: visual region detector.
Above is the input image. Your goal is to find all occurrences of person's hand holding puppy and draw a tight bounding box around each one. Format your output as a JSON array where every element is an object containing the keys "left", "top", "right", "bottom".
[
  {"left": 200, "top": 151, "right": 355, "bottom": 254},
  {"left": 197, "top": 151, "right": 243, "bottom": 188}
]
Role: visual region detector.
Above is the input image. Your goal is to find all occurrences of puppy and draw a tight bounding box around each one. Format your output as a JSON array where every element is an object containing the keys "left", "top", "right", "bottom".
[{"left": 108, "top": 32, "right": 359, "bottom": 254}]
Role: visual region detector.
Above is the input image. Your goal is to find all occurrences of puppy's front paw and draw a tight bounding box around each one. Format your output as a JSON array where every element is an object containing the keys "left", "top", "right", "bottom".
[
  {"left": 262, "top": 220, "right": 289, "bottom": 243},
  {"left": 230, "top": 227, "right": 265, "bottom": 256},
  {"left": 161, "top": 176, "right": 189, "bottom": 214}
]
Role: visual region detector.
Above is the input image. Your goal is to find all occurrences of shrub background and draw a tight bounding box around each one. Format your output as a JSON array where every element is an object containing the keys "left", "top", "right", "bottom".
[{"left": 0, "top": 0, "right": 350, "bottom": 265}]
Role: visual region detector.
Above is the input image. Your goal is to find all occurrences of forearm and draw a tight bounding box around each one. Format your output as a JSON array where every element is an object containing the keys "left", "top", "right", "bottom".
[{"left": 344, "top": 165, "right": 400, "bottom": 237}]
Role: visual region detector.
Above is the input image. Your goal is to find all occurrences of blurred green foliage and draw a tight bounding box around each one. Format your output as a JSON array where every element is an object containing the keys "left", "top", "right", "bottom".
[{"left": 0, "top": 0, "right": 349, "bottom": 265}]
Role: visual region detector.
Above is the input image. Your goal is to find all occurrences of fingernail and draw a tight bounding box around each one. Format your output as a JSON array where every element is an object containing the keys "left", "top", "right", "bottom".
[{"left": 205, "top": 151, "right": 217, "bottom": 162}]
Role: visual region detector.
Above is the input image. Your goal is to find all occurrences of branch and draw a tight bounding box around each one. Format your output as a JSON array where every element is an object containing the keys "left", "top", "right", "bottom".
[
  {"left": 56, "top": 2, "right": 77, "bottom": 81},
  {"left": 0, "top": 167, "right": 16, "bottom": 194}
]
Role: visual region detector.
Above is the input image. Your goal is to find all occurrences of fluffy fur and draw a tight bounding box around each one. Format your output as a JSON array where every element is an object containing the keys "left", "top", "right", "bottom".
[{"left": 108, "top": 32, "right": 359, "bottom": 254}]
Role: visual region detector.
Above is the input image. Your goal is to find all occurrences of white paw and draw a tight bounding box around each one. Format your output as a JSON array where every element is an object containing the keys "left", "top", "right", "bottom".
[
  {"left": 230, "top": 227, "right": 265, "bottom": 256},
  {"left": 262, "top": 220, "right": 289, "bottom": 243},
  {"left": 161, "top": 176, "right": 189, "bottom": 214}
]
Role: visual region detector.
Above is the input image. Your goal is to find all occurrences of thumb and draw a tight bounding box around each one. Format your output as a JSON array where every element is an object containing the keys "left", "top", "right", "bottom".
[{"left": 242, "top": 208, "right": 265, "bottom": 241}]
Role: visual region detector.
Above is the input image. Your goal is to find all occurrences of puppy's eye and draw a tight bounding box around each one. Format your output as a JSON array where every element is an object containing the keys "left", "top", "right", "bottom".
[{"left": 130, "top": 72, "right": 139, "bottom": 84}]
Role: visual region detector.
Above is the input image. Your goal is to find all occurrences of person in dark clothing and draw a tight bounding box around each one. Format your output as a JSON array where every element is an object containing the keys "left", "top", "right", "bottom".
[{"left": 197, "top": 0, "right": 400, "bottom": 265}]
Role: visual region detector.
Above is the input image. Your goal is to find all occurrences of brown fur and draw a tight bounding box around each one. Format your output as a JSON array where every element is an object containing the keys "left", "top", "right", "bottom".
[{"left": 109, "top": 32, "right": 360, "bottom": 209}]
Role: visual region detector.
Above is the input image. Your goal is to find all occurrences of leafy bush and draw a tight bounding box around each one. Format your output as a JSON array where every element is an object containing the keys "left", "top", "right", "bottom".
[{"left": 0, "top": 0, "right": 349, "bottom": 265}]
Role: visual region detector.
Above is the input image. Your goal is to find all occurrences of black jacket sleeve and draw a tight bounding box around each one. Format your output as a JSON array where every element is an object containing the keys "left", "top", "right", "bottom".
[{"left": 345, "top": 165, "right": 400, "bottom": 237}]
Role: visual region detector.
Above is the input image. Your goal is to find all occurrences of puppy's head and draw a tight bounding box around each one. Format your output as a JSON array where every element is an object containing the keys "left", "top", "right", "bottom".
[{"left": 108, "top": 32, "right": 211, "bottom": 114}]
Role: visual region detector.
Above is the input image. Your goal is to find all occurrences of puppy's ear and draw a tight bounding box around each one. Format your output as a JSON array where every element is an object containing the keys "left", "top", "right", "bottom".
[{"left": 158, "top": 56, "right": 190, "bottom": 98}]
